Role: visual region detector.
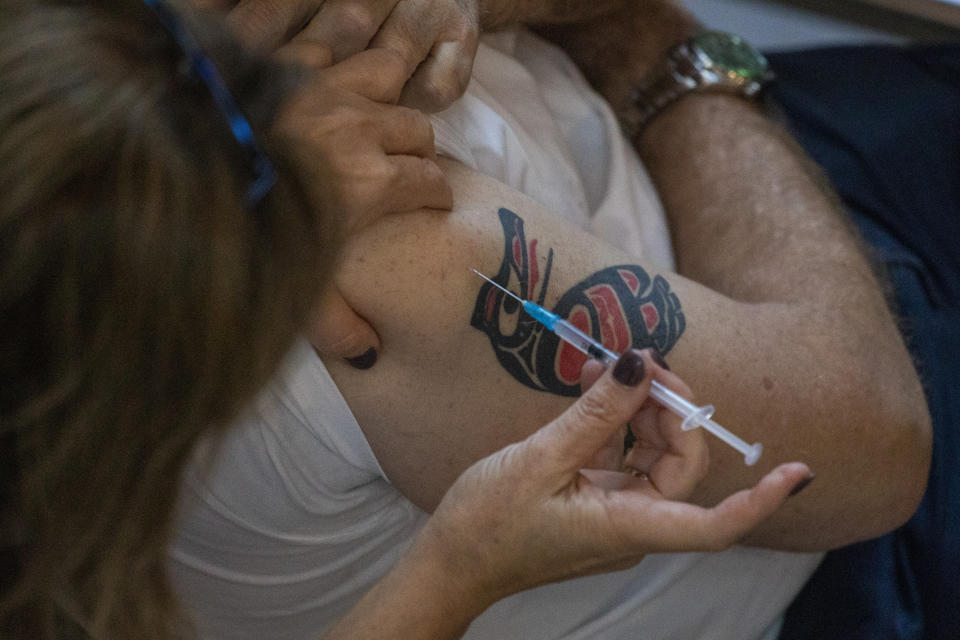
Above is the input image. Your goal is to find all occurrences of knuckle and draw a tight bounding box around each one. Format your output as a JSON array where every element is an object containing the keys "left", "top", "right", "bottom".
[
  {"left": 572, "top": 389, "right": 614, "bottom": 426},
  {"left": 377, "top": 46, "right": 414, "bottom": 81},
  {"left": 700, "top": 517, "right": 739, "bottom": 552},
  {"left": 401, "top": 107, "right": 435, "bottom": 142},
  {"left": 377, "top": 19, "right": 423, "bottom": 58},
  {"left": 330, "top": 2, "right": 379, "bottom": 42},
  {"left": 400, "top": 159, "right": 441, "bottom": 195},
  {"left": 288, "top": 40, "right": 335, "bottom": 69},
  {"left": 371, "top": 157, "right": 400, "bottom": 183},
  {"left": 418, "top": 76, "right": 464, "bottom": 111},
  {"left": 327, "top": 103, "right": 365, "bottom": 129},
  {"left": 421, "top": 158, "right": 444, "bottom": 184},
  {"left": 451, "top": 18, "right": 480, "bottom": 44}
]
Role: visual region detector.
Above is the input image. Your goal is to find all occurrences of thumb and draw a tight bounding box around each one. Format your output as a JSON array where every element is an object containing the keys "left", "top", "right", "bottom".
[
  {"left": 306, "top": 288, "right": 381, "bottom": 369},
  {"left": 578, "top": 359, "right": 606, "bottom": 393},
  {"left": 535, "top": 350, "right": 653, "bottom": 473},
  {"left": 683, "top": 462, "right": 814, "bottom": 550}
]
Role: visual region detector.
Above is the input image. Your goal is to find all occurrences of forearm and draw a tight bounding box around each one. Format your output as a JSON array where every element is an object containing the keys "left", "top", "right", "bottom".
[{"left": 639, "top": 95, "right": 870, "bottom": 302}]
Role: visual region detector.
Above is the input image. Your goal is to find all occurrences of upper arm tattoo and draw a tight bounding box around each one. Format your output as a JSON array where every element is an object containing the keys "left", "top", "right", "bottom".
[{"left": 470, "top": 208, "right": 685, "bottom": 397}]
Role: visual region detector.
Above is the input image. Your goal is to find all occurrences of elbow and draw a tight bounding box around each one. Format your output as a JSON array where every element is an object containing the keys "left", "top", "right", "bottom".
[
  {"left": 838, "top": 364, "right": 932, "bottom": 543},
  {"left": 882, "top": 396, "right": 932, "bottom": 532}
]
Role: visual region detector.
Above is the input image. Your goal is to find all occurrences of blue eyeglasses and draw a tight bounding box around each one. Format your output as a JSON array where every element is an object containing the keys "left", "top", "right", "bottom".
[{"left": 142, "top": 0, "right": 277, "bottom": 207}]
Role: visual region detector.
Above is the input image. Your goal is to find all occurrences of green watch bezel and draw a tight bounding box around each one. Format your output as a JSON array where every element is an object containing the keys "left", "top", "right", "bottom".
[{"left": 691, "top": 31, "right": 769, "bottom": 81}]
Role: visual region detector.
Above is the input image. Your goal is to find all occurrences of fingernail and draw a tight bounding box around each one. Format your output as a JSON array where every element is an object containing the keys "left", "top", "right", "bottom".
[
  {"left": 788, "top": 473, "right": 816, "bottom": 497},
  {"left": 345, "top": 347, "right": 378, "bottom": 370},
  {"left": 650, "top": 348, "right": 670, "bottom": 371},
  {"left": 613, "top": 350, "right": 645, "bottom": 387}
]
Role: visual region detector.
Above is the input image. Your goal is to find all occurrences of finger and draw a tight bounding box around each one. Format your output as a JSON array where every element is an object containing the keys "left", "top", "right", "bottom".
[
  {"left": 370, "top": 0, "right": 479, "bottom": 112},
  {"left": 688, "top": 462, "right": 814, "bottom": 549},
  {"left": 624, "top": 405, "right": 662, "bottom": 470},
  {"left": 300, "top": 0, "right": 398, "bottom": 61},
  {"left": 376, "top": 105, "right": 437, "bottom": 156},
  {"left": 639, "top": 365, "right": 708, "bottom": 500},
  {"left": 399, "top": 37, "right": 478, "bottom": 112},
  {"left": 646, "top": 407, "right": 708, "bottom": 500},
  {"left": 274, "top": 39, "right": 335, "bottom": 70},
  {"left": 626, "top": 356, "right": 692, "bottom": 454},
  {"left": 306, "top": 288, "right": 382, "bottom": 366},
  {"left": 532, "top": 350, "right": 654, "bottom": 475},
  {"left": 320, "top": 47, "right": 411, "bottom": 103},
  {"left": 227, "top": 0, "right": 319, "bottom": 51},
  {"left": 613, "top": 462, "right": 813, "bottom": 552},
  {"left": 366, "top": 1, "right": 438, "bottom": 77},
  {"left": 384, "top": 156, "right": 453, "bottom": 212},
  {"left": 579, "top": 360, "right": 606, "bottom": 393}
]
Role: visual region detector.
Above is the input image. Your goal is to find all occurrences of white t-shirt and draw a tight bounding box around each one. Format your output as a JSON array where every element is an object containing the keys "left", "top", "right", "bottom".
[{"left": 168, "top": 29, "right": 822, "bottom": 640}]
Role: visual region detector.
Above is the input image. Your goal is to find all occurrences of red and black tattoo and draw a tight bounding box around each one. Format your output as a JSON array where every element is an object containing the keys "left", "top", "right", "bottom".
[{"left": 471, "top": 208, "right": 685, "bottom": 396}]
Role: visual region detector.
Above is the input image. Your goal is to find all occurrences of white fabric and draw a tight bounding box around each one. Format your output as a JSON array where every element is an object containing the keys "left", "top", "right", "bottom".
[{"left": 169, "top": 28, "right": 822, "bottom": 640}]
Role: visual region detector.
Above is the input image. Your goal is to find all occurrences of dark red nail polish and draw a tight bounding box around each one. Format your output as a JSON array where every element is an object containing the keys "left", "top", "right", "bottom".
[
  {"left": 345, "top": 347, "right": 378, "bottom": 370},
  {"left": 651, "top": 349, "right": 670, "bottom": 371},
  {"left": 789, "top": 474, "right": 816, "bottom": 497},
  {"left": 613, "top": 350, "right": 645, "bottom": 386}
]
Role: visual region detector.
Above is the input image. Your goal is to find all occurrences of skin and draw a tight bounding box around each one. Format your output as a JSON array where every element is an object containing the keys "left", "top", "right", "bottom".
[
  {"left": 198, "top": 0, "right": 481, "bottom": 112},
  {"left": 323, "top": 146, "right": 929, "bottom": 551},
  {"left": 534, "top": 0, "right": 932, "bottom": 546},
  {"left": 177, "top": 0, "right": 929, "bottom": 632},
  {"left": 201, "top": 0, "right": 656, "bottom": 361},
  {"left": 297, "top": 0, "right": 929, "bottom": 552},
  {"left": 320, "top": 351, "right": 813, "bottom": 640},
  {"left": 272, "top": 42, "right": 454, "bottom": 359}
]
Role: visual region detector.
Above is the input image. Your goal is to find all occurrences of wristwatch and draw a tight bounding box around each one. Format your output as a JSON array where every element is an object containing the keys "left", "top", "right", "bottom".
[{"left": 627, "top": 31, "right": 773, "bottom": 136}]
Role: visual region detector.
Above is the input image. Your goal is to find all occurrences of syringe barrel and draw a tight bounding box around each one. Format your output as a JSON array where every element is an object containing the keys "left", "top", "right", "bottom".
[
  {"left": 551, "top": 319, "right": 619, "bottom": 365},
  {"left": 649, "top": 380, "right": 700, "bottom": 417},
  {"left": 507, "top": 291, "right": 764, "bottom": 464}
]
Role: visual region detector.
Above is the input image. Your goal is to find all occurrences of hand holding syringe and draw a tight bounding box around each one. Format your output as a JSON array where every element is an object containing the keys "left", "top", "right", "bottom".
[{"left": 473, "top": 270, "right": 763, "bottom": 465}]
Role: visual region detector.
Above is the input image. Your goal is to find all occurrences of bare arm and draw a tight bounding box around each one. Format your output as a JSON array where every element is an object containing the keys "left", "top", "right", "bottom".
[
  {"left": 323, "top": 154, "right": 929, "bottom": 551},
  {"left": 637, "top": 95, "right": 930, "bottom": 546},
  {"left": 533, "top": 0, "right": 931, "bottom": 545}
]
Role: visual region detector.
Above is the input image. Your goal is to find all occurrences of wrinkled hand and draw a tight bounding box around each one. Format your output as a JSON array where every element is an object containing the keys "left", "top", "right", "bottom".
[
  {"left": 214, "top": 0, "right": 479, "bottom": 112},
  {"left": 273, "top": 43, "right": 453, "bottom": 362},
  {"left": 418, "top": 349, "right": 813, "bottom": 605},
  {"left": 577, "top": 354, "right": 708, "bottom": 500}
]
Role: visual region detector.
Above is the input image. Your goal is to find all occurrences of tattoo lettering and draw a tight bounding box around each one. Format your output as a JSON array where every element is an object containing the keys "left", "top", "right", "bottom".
[{"left": 470, "top": 208, "right": 685, "bottom": 397}]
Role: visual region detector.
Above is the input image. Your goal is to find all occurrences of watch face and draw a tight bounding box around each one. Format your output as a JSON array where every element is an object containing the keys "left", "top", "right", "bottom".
[{"left": 693, "top": 31, "right": 768, "bottom": 80}]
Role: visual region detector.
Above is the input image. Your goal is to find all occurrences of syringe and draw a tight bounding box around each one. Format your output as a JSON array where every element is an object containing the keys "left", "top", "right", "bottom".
[{"left": 473, "top": 269, "right": 763, "bottom": 465}]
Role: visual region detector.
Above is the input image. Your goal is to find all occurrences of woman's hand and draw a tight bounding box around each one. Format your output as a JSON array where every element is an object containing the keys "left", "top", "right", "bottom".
[
  {"left": 272, "top": 43, "right": 453, "bottom": 363},
  {"left": 322, "top": 349, "right": 813, "bottom": 639},
  {"left": 417, "top": 349, "right": 814, "bottom": 607},
  {"left": 206, "top": 0, "right": 480, "bottom": 112}
]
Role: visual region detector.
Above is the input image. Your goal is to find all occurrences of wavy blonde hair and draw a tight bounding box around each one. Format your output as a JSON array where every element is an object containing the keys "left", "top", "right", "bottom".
[{"left": 0, "top": 1, "right": 332, "bottom": 636}]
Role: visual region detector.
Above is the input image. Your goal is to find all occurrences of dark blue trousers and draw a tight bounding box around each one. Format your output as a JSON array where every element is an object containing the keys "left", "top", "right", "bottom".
[{"left": 767, "top": 46, "right": 960, "bottom": 639}]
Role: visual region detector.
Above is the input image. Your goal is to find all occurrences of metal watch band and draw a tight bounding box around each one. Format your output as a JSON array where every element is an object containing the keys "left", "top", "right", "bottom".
[
  {"left": 626, "top": 34, "right": 770, "bottom": 138},
  {"left": 629, "top": 42, "right": 701, "bottom": 137}
]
